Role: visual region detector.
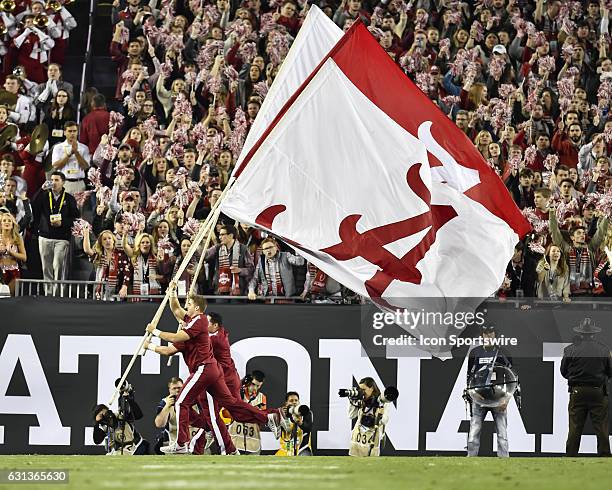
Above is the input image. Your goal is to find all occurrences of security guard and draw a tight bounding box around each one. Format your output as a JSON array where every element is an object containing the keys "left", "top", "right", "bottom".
[{"left": 561, "top": 318, "right": 612, "bottom": 456}]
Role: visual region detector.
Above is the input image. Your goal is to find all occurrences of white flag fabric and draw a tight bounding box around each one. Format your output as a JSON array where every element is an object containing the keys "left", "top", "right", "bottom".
[
  {"left": 221, "top": 23, "right": 530, "bottom": 303},
  {"left": 232, "top": 5, "right": 343, "bottom": 176}
]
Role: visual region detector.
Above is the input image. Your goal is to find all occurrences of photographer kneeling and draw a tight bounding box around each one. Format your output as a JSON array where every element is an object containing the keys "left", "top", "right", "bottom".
[
  {"left": 92, "top": 380, "right": 149, "bottom": 455},
  {"left": 275, "top": 392, "right": 313, "bottom": 456},
  {"left": 343, "top": 377, "right": 399, "bottom": 457}
]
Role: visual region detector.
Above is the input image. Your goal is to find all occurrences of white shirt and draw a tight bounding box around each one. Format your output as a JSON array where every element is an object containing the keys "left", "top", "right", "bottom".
[{"left": 51, "top": 140, "right": 91, "bottom": 180}]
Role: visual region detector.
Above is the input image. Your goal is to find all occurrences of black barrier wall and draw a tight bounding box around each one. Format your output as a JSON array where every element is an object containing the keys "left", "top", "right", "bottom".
[{"left": 0, "top": 298, "right": 611, "bottom": 455}]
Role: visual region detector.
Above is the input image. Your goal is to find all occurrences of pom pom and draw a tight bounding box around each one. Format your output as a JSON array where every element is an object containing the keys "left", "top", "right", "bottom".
[
  {"left": 238, "top": 42, "right": 258, "bottom": 64},
  {"left": 223, "top": 65, "right": 240, "bottom": 85},
  {"left": 471, "top": 21, "right": 484, "bottom": 42},
  {"left": 182, "top": 218, "right": 202, "bottom": 239},
  {"left": 100, "top": 142, "right": 118, "bottom": 162},
  {"left": 253, "top": 81, "right": 269, "bottom": 100},
  {"left": 556, "top": 198, "right": 580, "bottom": 225},
  {"left": 266, "top": 30, "right": 291, "bottom": 67},
  {"left": 441, "top": 95, "right": 460, "bottom": 107},
  {"left": 498, "top": 84, "right": 516, "bottom": 100},
  {"left": 96, "top": 186, "right": 112, "bottom": 206},
  {"left": 508, "top": 154, "right": 522, "bottom": 172},
  {"left": 71, "top": 218, "right": 91, "bottom": 238},
  {"left": 543, "top": 154, "right": 559, "bottom": 172},
  {"left": 73, "top": 191, "right": 93, "bottom": 209},
  {"left": 196, "top": 41, "right": 224, "bottom": 71},
  {"left": 141, "top": 117, "right": 159, "bottom": 139},
  {"left": 597, "top": 79, "right": 612, "bottom": 110},
  {"left": 438, "top": 38, "right": 451, "bottom": 59},
  {"left": 604, "top": 124, "right": 612, "bottom": 143},
  {"left": 371, "top": 7, "right": 385, "bottom": 26},
  {"left": 596, "top": 192, "right": 612, "bottom": 218},
  {"left": 115, "top": 162, "right": 131, "bottom": 178},
  {"left": 523, "top": 146, "right": 537, "bottom": 167},
  {"left": 87, "top": 167, "right": 102, "bottom": 190},
  {"left": 415, "top": 72, "right": 435, "bottom": 96},
  {"left": 123, "top": 95, "right": 141, "bottom": 117},
  {"left": 561, "top": 43, "right": 575, "bottom": 60},
  {"left": 229, "top": 107, "right": 248, "bottom": 158},
  {"left": 206, "top": 75, "right": 222, "bottom": 95},
  {"left": 534, "top": 31, "right": 547, "bottom": 47},
  {"left": 156, "top": 237, "right": 175, "bottom": 256},
  {"left": 172, "top": 93, "right": 193, "bottom": 121},
  {"left": 109, "top": 111, "right": 125, "bottom": 132},
  {"left": 528, "top": 235, "right": 546, "bottom": 254},
  {"left": 122, "top": 212, "right": 146, "bottom": 235},
  {"left": 537, "top": 56, "right": 556, "bottom": 74},
  {"left": 184, "top": 71, "right": 197, "bottom": 88}
]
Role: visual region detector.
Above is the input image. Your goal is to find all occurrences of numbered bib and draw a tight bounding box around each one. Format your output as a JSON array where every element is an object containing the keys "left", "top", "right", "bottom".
[
  {"left": 349, "top": 424, "right": 380, "bottom": 457},
  {"left": 230, "top": 422, "right": 261, "bottom": 453}
]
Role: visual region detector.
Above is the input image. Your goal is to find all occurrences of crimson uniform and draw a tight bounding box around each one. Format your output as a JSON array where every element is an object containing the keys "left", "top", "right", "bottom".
[
  {"left": 172, "top": 315, "right": 270, "bottom": 447},
  {"left": 192, "top": 327, "right": 242, "bottom": 454}
]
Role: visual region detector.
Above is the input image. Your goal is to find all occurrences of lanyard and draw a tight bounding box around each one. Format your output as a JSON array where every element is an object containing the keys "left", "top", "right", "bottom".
[{"left": 49, "top": 190, "right": 65, "bottom": 214}]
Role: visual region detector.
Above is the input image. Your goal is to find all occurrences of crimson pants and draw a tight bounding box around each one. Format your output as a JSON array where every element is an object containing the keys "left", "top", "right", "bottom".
[
  {"left": 191, "top": 393, "right": 236, "bottom": 454},
  {"left": 224, "top": 369, "right": 242, "bottom": 400},
  {"left": 176, "top": 362, "right": 268, "bottom": 446}
]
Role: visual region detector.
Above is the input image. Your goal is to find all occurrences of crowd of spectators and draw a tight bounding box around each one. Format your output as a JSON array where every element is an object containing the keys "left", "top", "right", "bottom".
[{"left": 1, "top": 0, "right": 612, "bottom": 303}]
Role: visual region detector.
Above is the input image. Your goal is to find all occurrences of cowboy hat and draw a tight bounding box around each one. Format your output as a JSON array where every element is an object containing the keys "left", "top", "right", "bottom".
[{"left": 572, "top": 318, "right": 601, "bottom": 334}]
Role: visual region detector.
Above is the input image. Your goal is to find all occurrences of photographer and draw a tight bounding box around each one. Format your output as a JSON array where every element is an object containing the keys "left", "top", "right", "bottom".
[
  {"left": 346, "top": 378, "right": 391, "bottom": 457},
  {"left": 92, "top": 381, "right": 148, "bottom": 455},
  {"left": 465, "top": 324, "right": 519, "bottom": 458},
  {"left": 229, "top": 370, "right": 267, "bottom": 454},
  {"left": 275, "top": 392, "right": 313, "bottom": 457},
  {"left": 153, "top": 377, "right": 183, "bottom": 455}
]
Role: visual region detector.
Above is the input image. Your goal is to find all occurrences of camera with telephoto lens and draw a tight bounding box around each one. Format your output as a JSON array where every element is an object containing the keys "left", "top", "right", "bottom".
[
  {"left": 338, "top": 387, "right": 364, "bottom": 400},
  {"left": 115, "top": 378, "right": 134, "bottom": 396},
  {"left": 285, "top": 404, "right": 310, "bottom": 421},
  {"left": 98, "top": 409, "right": 119, "bottom": 429}
]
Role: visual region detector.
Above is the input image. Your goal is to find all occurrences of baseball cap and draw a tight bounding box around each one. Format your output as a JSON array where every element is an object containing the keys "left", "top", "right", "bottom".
[
  {"left": 481, "top": 324, "right": 496, "bottom": 333},
  {"left": 492, "top": 44, "right": 506, "bottom": 55}
]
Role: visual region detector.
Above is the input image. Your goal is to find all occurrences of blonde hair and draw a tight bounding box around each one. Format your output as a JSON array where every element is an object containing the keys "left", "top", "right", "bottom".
[
  {"left": 93, "top": 230, "right": 116, "bottom": 265},
  {"left": 0, "top": 213, "right": 22, "bottom": 244},
  {"left": 132, "top": 232, "right": 156, "bottom": 264}
]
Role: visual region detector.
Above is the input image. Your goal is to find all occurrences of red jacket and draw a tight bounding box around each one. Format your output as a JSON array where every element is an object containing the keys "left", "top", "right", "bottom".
[
  {"left": 551, "top": 130, "right": 579, "bottom": 168},
  {"left": 79, "top": 108, "right": 110, "bottom": 155}
]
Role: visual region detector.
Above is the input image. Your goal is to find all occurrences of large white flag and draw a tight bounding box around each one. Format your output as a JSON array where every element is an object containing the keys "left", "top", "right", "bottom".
[
  {"left": 233, "top": 5, "right": 343, "bottom": 175},
  {"left": 221, "top": 22, "right": 530, "bottom": 305}
]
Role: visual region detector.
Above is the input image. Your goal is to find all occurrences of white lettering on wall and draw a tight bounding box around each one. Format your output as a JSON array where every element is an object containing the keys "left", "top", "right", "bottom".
[{"left": 0, "top": 335, "right": 70, "bottom": 445}]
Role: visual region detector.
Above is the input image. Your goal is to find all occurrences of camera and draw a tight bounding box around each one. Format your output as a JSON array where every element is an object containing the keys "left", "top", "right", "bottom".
[
  {"left": 115, "top": 378, "right": 134, "bottom": 396},
  {"left": 338, "top": 388, "right": 364, "bottom": 400},
  {"left": 99, "top": 410, "right": 119, "bottom": 429},
  {"left": 286, "top": 404, "right": 310, "bottom": 420},
  {"left": 361, "top": 414, "right": 376, "bottom": 428}
]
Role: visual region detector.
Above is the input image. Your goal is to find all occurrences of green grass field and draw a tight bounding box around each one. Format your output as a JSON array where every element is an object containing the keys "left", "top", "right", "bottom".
[{"left": 0, "top": 456, "right": 611, "bottom": 490}]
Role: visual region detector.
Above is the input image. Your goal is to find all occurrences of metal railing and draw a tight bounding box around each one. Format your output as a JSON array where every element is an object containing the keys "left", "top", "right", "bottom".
[
  {"left": 110, "top": 294, "right": 307, "bottom": 304},
  {"left": 14, "top": 280, "right": 308, "bottom": 303},
  {"left": 14, "top": 279, "right": 612, "bottom": 307},
  {"left": 15, "top": 279, "right": 105, "bottom": 299}
]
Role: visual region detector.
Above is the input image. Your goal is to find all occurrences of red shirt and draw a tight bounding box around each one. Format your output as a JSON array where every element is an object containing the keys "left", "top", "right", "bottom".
[
  {"left": 172, "top": 314, "right": 215, "bottom": 373},
  {"left": 210, "top": 327, "right": 237, "bottom": 375}
]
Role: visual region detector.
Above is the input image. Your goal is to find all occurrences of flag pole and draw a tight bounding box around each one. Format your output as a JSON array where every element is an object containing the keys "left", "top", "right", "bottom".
[
  {"left": 108, "top": 178, "right": 237, "bottom": 405},
  {"left": 165, "top": 204, "right": 223, "bottom": 367}
]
